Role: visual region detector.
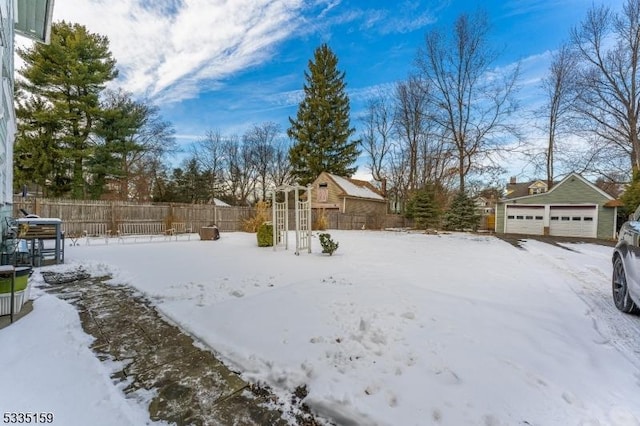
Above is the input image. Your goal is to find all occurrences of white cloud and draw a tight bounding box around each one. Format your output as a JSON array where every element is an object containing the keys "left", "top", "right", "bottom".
[{"left": 52, "top": 0, "right": 307, "bottom": 104}]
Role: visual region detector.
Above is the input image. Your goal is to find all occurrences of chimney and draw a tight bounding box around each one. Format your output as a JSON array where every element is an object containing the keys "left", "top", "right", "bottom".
[{"left": 509, "top": 176, "right": 517, "bottom": 185}]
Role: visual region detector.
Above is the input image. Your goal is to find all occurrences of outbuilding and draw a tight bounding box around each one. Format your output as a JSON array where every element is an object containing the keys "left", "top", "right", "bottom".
[
  {"left": 310, "top": 172, "right": 387, "bottom": 216},
  {"left": 495, "top": 173, "right": 620, "bottom": 240}
]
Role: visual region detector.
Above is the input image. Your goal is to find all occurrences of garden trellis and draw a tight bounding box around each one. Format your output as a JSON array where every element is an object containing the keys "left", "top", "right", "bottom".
[{"left": 271, "top": 185, "right": 312, "bottom": 255}]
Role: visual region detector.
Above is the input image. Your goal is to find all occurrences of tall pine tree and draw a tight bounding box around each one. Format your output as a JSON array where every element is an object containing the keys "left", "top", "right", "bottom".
[
  {"left": 16, "top": 21, "right": 118, "bottom": 199},
  {"left": 288, "top": 44, "right": 360, "bottom": 185}
]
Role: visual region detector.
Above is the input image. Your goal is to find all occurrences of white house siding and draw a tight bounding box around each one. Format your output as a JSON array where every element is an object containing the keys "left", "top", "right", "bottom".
[{"left": 0, "top": 0, "right": 14, "bottom": 233}]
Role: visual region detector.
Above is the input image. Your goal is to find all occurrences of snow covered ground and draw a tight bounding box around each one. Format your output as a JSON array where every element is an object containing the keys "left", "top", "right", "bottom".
[{"left": 1, "top": 231, "right": 640, "bottom": 426}]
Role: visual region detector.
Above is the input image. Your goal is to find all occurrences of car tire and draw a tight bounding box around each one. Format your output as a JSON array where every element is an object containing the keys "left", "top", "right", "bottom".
[{"left": 612, "top": 255, "right": 638, "bottom": 314}]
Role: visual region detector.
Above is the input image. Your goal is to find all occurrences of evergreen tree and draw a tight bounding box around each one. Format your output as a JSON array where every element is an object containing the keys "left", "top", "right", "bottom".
[
  {"left": 89, "top": 90, "right": 143, "bottom": 199},
  {"left": 16, "top": 21, "right": 118, "bottom": 198},
  {"left": 621, "top": 170, "right": 640, "bottom": 217},
  {"left": 287, "top": 44, "right": 360, "bottom": 185},
  {"left": 406, "top": 186, "right": 442, "bottom": 230},
  {"left": 443, "top": 191, "right": 480, "bottom": 231},
  {"left": 14, "top": 97, "right": 70, "bottom": 197}
]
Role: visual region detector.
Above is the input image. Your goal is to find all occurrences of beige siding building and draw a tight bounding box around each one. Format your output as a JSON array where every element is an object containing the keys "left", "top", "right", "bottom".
[{"left": 310, "top": 172, "right": 387, "bottom": 216}]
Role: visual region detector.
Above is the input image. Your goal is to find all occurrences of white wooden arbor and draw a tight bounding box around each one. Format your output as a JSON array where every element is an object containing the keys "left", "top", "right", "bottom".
[{"left": 271, "top": 185, "right": 312, "bottom": 255}]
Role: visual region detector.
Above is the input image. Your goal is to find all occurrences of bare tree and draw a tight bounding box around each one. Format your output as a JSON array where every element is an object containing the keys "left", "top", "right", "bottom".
[
  {"left": 268, "top": 136, "right": 293, "bottom": 188},
  {"left": 571, "top": 0, "right": 640, "bottom": 174},
  {"left": 360, "top": 92, "right": 394, "bottom": 189},
  {"left": 386, "top": 143, "right": 411, "bottom": 213},
  {"left": 393, "top": 77, "right": 427, "bottom": 191},
  {"left": 415, "top": 11, "right": 520, "bottom": 192},
  {"left": 191, "top": 130, "right": 227, "bottom": 201},
  {"left": 537, "top": 44, "right": 579, "bottom": 188},
  {"left": 244, "top": 122, "right": 280, "bottom": 201},
  {"left": 222, "top": 135, "right": 257, "bottom": 205}
]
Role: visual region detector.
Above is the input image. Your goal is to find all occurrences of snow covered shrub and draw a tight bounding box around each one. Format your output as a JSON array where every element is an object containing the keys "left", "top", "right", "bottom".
[
  {"left": 319, "top": 233, "right": 338, "bottom": 255},
  {"left": 257, "top": 222, "right": 273, "bottom": 247}
]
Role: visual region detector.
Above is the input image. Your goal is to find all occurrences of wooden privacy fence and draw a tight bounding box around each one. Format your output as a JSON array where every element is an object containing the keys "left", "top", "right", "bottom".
[
  {"left": 12, "top": 197, "right": 413, "bottom": 235},
  {"left": 13, "top": 198, "right": 253, "bottom": 234}
]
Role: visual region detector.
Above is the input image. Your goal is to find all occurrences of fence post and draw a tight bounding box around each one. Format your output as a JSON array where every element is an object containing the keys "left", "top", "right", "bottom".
[{"left": 110, "top": 201, "right": 116, "bottom": 235}]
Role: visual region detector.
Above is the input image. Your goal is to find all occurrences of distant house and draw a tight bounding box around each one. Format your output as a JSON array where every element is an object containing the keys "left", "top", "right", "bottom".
[
  {"left": 474, "top": 196, "right": 495, "bottom": 215},
  {"left": 474, "top": 195, "right": 496, "bottom": 231},
  {"left": 496, "top": 173, "right": 620, "bottom": 239},
  {"left": 213, "top": 198, "right": 230, "bottom": 207},
  {"left": 310, "top": 172, "right": 387, "bottom": 216}
]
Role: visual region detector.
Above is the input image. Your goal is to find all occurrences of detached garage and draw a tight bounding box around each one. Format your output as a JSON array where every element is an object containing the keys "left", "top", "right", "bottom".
[{"left": 496, "top": 173, "right": 619, "bottom": 240}]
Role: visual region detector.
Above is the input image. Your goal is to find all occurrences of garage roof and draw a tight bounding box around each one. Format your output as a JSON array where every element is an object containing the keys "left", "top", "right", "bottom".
[{"left": 501, "top": 173, "right": 614, "bottom": 203}]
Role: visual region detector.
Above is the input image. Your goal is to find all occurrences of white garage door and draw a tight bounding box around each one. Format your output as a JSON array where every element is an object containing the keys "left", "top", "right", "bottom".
[
  {"left": 505, "top": 206, "right": 545, "bottom": 235},
  {"left": 549, "top": 206, "right": 597, "bottom": 238}
]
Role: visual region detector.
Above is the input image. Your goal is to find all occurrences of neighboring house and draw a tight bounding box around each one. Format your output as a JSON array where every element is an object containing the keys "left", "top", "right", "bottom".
[
  {"left": 474, "top": 196, "right": 495, "bottom": 215},
  {"left": 310, "top": 171, "right": 387, "bottom": 216},
  {"left": 213, "top": 198, "right": 230, "bottom": 207},
  {"left": 475, "top": 195, "right": 496, "bottom": 231},
  {"left": 0, "top": 0, "right": 54, "bottom": 230},
  {"left": 496, "top": 173, "right": 620, "bottom": 239}
]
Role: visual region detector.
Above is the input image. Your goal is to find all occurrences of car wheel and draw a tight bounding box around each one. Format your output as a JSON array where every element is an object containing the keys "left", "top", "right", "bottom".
[{"left": 612, "top": 256, "right": 638, "bottom": 313}]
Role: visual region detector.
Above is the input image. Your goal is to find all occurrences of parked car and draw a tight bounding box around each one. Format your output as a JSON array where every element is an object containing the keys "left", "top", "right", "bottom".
[{"left": 612, "top": 207, "right": 640, "bottom": 313}]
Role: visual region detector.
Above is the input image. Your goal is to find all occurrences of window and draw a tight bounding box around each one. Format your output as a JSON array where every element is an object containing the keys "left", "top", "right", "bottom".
[
  {"left": 551, "top": 216, "right": 559, "bottom": 221},
  {"left": 525, "top": 215, "right": 533, "bottom": 220},
  {"left": 507, "top": 215, "right": 515, "bottom": 219},
  {"left": 516, "top": 215, "right": 524, "bottom": 220},
  {"left": 572, "top": 217, "right": 581, "bottom": 221},
  {"left": 561, "top": 216, "right": 570, "bottom": 221},
  {"left": 318, "top": 183, "right": 328, "bottom": 202},
  {"left": 584, "top": 217, "right": 594, "bottom": 222},
  {"left": 535, "top": 216, "right": 543, "bottom": 220}
]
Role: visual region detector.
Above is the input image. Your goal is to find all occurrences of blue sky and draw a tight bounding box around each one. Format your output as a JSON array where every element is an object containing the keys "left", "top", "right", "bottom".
[{"left": 47, "top": 0, "right": 607, "bottom": 177}]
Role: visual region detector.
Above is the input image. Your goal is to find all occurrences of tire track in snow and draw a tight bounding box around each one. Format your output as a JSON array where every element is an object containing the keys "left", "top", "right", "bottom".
[{"left": 522, "top": 241, "right": 640, "bottom": 371}]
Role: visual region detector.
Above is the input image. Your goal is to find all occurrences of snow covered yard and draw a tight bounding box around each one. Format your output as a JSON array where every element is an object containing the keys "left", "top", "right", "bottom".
[{"left": 2, "top": 231, "right": 640, "bottom": 426}]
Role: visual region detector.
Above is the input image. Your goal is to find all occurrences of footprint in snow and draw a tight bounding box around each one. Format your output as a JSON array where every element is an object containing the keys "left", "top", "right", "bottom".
[
  {"left": 230, "top": 290, "right": 244, "bottom": 298},
  {"left": 608, "top": 406, "right": 640, "bottom": 425},
  {"left": 401, "top": 311, "right": 415, "bottom": 320}
]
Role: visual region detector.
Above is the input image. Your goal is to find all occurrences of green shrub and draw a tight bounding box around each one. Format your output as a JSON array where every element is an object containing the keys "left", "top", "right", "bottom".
[
  {"left": 443, "top": 191, "right": 480, "bottom": 231},
  {"left": 257, "top": 222, "right": 273, "bottom": 247},
  {"left": 405, "top": 186, "right": 442, "bottom": 230},
  {"left": 319, "top": 233, "right": 339, "bottom": 255}
]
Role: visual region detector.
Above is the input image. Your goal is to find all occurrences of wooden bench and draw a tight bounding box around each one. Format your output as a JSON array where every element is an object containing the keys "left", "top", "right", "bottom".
[{"left": 117, "top": 222, "right": 168, "bottom": 243}]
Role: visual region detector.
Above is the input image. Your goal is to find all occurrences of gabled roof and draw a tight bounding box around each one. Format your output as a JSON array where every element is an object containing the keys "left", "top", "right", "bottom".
[
  {"left": 505, "top": 179, "right": 549, "bottom": 199},
  {"left": 214, "top": 198, "right": 230, "bottom": 207},
  {"left": 322, "top": 172, "right": 385, "bottom": 201},
  {"left": 502, "top": 172, "right": 614, "bottom": 202}
]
